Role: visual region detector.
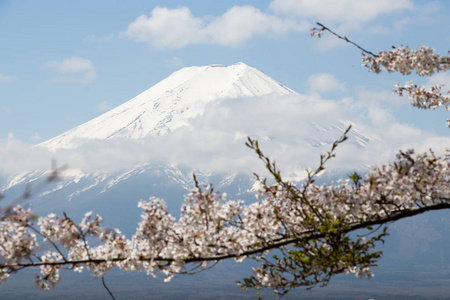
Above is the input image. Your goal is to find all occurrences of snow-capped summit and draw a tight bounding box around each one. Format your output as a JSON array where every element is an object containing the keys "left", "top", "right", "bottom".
[
  {"left": 3, "top": 61, "right": 376, "bottom": 234},
  {"left": 39, "top": 62, "right": 296, "bottom": 150}
]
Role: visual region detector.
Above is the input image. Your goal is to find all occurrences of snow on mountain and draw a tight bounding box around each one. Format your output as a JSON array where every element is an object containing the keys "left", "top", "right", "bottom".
[
  {"left": 2, "top": 62, "right": 448, "bottom": 297},
  {"left": 2, "top": 62, "right": 376, "bottom": 231},
  {"left": 39, "top": 62, "right": 296, "bottom": 150}
]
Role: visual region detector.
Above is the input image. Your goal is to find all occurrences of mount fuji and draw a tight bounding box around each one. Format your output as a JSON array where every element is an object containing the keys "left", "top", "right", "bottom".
[
  {"left": 2, "top": 63, "right": 450, "bottom": 299},
  {"left": 2, "top": 62, "right": 372, "bottom": 232},
  {"left": 39, "top": 62, "right": 296, "bottom": 150}
]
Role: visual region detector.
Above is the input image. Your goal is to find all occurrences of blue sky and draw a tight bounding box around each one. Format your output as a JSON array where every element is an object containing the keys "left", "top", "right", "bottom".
[{"left": 0, "top": 0, "right": 448, "bottom": 174}]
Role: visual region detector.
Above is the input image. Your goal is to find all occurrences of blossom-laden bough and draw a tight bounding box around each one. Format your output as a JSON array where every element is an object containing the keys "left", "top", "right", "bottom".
[
  {"left": 1, "top": 25, "right": 450, "bottom": 299},
  {"left": 0, "top": 125, "right": 449, "bottom": 298},
  {"left": 311, "top": 22, "right": 450, "bottom": 126}
]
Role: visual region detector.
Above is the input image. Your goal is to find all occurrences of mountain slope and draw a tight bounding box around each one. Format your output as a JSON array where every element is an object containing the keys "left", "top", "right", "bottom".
[
  {"left": 39, "top": 62, "right": 296, "bottom": 150},
  {"left": 1, "top": 63, "right": 449, "bottom": 299},
  {"left": 3, "top": 61, "right": 376, "bottom": 227}
]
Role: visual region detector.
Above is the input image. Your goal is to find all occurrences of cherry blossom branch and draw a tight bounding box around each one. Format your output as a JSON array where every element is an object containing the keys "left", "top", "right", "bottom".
[
  {"left": 393, "top": 82, "right": 450, "bottom": 110},
  {"left": 3, "top": 201, "right": 449, "bottom": 269},
  {"left": 310, "top": 22, "right": 450, "bottom": 125},
  {"left": 0, "top": 137, "right": 448, "bottom": 297},
  {"left": 26, "top": 224, "right": 68, "bottom": 263}
]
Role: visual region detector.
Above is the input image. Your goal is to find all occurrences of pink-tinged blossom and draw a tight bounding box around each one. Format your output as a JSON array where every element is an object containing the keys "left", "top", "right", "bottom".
[
  {"left": 311, "top": 23, "right": 449, "bottom": 125},
  {"left": 361, "top": 46, "right": 450, "bottom": 116},
  {"left": 361, "top": 45, "right": 449, "bottom": 76},
  {"left": 393, "top": 82, "right": 450, "bottom": 110},
  {"left": 0, "top": 147, "right": 447, "bottom": 292}
]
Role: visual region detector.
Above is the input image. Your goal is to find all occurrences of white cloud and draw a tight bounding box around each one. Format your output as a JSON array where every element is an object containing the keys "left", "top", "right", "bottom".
[
  {"left": 121, "top": 6, "right": 305, "bottom": 49},
  {"left": 270, "top": 0, "right": 413, "bottom": 51},
  {"left": 339, "top": 89, "right": 407, "bottom": 128},
  {"left": 0, "top": 137, "right": 51, "bottom": 176},
  {"left": 121, "top": 6, "right": 204, "bottom": 48},
  {"left": 307, "top": 73, "right": 346, "bottom": 93},
  {"left": 29, "top": 133, "right": 41, "bottom": 141},
  {"left": 47, "top": 57, "right": 93, "bottom": 73},
  {"left": 394, "top": 16, "right": 413, "bottom": 31},
  {"left": 1, "top": 92, "right": 445, "bottom": 182},
  {"left": 204, "top": 6, "right": 302, "bottom": 46},
  {"left": 164, "top": 57, "right": 184, "bottom": 68},
  {"left": 40, "top": 94, "right": 356, "bottom": 175},
  {"left": 270, "top": 0, "right": 413, "bottom": 24},
  {"left": 97, "top": 101, "right": 112, "bottom": 112},
  {"left": 46, "top": 57, "right": 96, "bottom": 84},
  {"left": 0, "top": 73, "right": 16, "bottom": 82},
  {"left": 426, "top": 72, "right": 450, "bottom": 89}
]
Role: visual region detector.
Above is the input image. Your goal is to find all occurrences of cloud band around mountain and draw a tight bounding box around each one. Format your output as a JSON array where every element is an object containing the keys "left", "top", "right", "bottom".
[{"left": 0, "top": 93, "right": 447, "bottom": 180}]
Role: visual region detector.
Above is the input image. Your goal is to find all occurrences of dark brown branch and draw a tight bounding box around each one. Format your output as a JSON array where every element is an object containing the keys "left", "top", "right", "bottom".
[
  {"left": 4, "top": 202, "right": 449, "bottom": 270},
  {"left": 102, "top": 277, "right": 116, "bottom": 300},
  {"left": 63, "top": 212, "right": 92, "bottom": 260},
  {"left": 26, "top": 225, "right": 68, "bottom": 263},
  {"left": 315, "top": 22, "right": 379, "bottom": 57}
]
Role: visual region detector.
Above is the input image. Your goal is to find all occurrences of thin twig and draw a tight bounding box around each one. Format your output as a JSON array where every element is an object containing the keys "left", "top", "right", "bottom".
[
  {"left": 26, "top": 225, "right": 68, "bottom": 263},
  {"left": 63, "top": 212, "right": 92, "bottom": 260},
  {"left": 102, "top": 276, "right": 116, "bottom": 300},
  {"left": 1, "top": 163, "right": 67, "bottom": 219},
  {"left": 315, "top": 22, "right": 379, "bottom": 57}
]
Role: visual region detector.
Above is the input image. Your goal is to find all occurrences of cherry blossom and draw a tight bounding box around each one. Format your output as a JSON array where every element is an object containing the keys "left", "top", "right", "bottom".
[
  {"left": 311, "top": 22, "right": 450, "bottom": 126},
  {"left": 0, "top": 139, "right": 448, "bottom": 298},
  {"left": 362, "top": 46, "right": 450, "bottom": 113}
]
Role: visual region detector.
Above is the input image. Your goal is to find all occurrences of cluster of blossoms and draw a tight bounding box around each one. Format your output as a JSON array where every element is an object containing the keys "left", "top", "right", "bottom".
[
  {"left": 393, "top": 82, "right": 449, "bottom": 111},
  {"left": 236, "top": 147, "right": 449, "bottom": 294},
  {"left": 0, "top": 147, "right": 448, "bottom": 295},
  {"left": 361, "top": 45, "right": 450, "bottom": 76},
  {"left": 311, "top": 23, "right": 449, "bottom": 126},
  {"left": 362, "top": 46, "right": 450, "bottom": 116},
  {"left": 0, "top": 206, "right": 37, "bottom": 284},
  {"left": 309, "top": 26, "right": 324, "bottom": 38}
]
